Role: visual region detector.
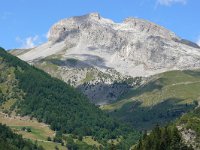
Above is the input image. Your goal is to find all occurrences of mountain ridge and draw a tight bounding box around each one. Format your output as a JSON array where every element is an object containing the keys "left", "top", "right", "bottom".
[
  {"left": 16, "top": 13, "right": 200, "bottom": 77},
  {"left": 11, "top": 13, "right": 200, "bottom": 104}
]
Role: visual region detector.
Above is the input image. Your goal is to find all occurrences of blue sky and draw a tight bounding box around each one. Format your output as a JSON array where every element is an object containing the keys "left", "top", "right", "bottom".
[{"left": 0, "top": 0, "right": 200, "bottom": 49}]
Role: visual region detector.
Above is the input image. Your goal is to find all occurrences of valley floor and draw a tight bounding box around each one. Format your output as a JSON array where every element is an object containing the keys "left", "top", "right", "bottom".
[{"left": 0, "top": 112, "right": 66, "bottom": 150}]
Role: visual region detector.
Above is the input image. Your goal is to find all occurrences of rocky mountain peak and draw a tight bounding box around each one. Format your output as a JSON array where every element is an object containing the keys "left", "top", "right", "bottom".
[
  {"left": 48, "top": 13, "right": 177, "bottom": 43},
  {"left": 122, "top": 17, "right": 177, "bottom": 40},
  {"left": 85, "top": 12, "right": 101, "bottom": 20},
  {"left": 48, "top": 12, "right": 113, "bottom": 42},
  {"left": 12, "top": 13, "right": 200, "bottom": 103},
  {"left": 16, "top": 13, "right": 200, "bottom": 78}
]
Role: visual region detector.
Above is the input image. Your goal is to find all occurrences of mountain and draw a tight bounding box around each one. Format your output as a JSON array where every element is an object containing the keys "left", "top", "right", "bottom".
[
  {"left": 0, "top": 123, "right": 44, "bottom": 150},
  {"left": 6, "top": 12, "right": 200, "bottom": 149},
  {"left": 102, "top": 70, "right": 200, "bottom": 130},
  {"left": 132, "top": 105, "right": 200, "bottom": 150},
  {"left": 0, "top": 47, "right": 139, "bottom": 149},
  {"left": 11, "top": 13, "right": 200, "bottom": 104}
]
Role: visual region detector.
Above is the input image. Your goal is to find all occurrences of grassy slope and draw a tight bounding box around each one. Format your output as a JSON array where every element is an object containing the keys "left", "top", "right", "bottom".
[
  {"left": 0, "top": 123, "right": 44, "bottom": 150},
  {"left": 101, "top": 70, "right": 200, "bottom": 130},
  {"left": 0, "top": 112, "right": 67, "bottom": 150},
  {"left": 0, "top": 47, "right": 140, "bottom": 149},
  {"left": 0, "top": 112, "right": 103, "bottom": 150}
]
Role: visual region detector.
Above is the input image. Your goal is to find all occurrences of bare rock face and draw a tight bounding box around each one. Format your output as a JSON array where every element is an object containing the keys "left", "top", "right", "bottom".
[
  {"left": 18, "top": 13, "right": 200, "bottom": 77},
  {"left": 178, "top": 126, "right": 199, "bottom": 149},
  {"left": 13, "top": 13, "right": 200, "bottom": 104}
]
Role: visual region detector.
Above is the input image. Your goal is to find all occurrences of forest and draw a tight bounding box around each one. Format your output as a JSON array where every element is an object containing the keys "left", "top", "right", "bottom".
[
  {"left": 0, "top": 47, "right": 140, "bottom": 148},
  {"left": 134, "top": 124, "right": 193, "bottom": 150}
]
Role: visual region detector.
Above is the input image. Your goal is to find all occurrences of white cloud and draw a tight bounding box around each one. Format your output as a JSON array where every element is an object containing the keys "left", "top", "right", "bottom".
[
  {"left": 197, "top": 38, "right": 200, "bottom": 46},
  {"left": 46, "top": 31, "right": 50, "bottom": 39},
  {"left": 157, "top": 0, "right": 187, "bottom": 6},
  {"left": 16, "top": 35, "right": 39, "bottom": 49}
]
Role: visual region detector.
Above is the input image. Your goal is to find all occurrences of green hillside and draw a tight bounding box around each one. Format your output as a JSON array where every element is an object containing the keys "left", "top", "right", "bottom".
[
  {"left": 0, "top": 47, "right": 140, "bottom": 149},
  {"left": 133, "top": 106, "right": 200, "bottom": 150},
  {"left": 101, "top": 70, "right": 200, "bottom": 130},
  {"left": 133, "top": 124, "right": 193, "bottom": 150},
  {"left": 0, "top": 123, "right": 44, "bottom": 150}
]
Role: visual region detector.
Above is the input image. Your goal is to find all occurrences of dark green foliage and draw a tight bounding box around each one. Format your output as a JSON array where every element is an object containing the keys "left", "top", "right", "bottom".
[
  {"left": 134, "top": 125, "right": 194, "bottom": 150},
  {"left": 26, "top": 127, "right": 31, "bottom": 132},
  {"left": 66, "top": 137, "right": 78, "bottom": 150},
  {"left": 66, "top": 136, "right": 97, "bottom": 150},
  {"left": 47, "top": 136, "right": 52, "bottom": 141},
  {"left": 0, "top": 47, "right": 140, "bottom": 148},
  {"left": 21, "top": 127, "right": 26, "bottom": 131},
  {"left": 53, "top": 131, "right": 63, "bottom": 143},
  {"left": 78, "top": 135, "right": 83, "bottom": 141},
  {"left": 0, "top": 123, "right": 44, "bottom": 150},
  {"left": 21, "top": 127, "right": 31, "bottom": 132},
  {"left": 109, "top": 99, "right": 196, "bottom": 130}
]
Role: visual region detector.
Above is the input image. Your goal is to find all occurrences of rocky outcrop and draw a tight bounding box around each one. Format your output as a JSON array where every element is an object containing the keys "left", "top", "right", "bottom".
[{"left": 12, "top": 13, "right": 200, "bottom": 104}]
